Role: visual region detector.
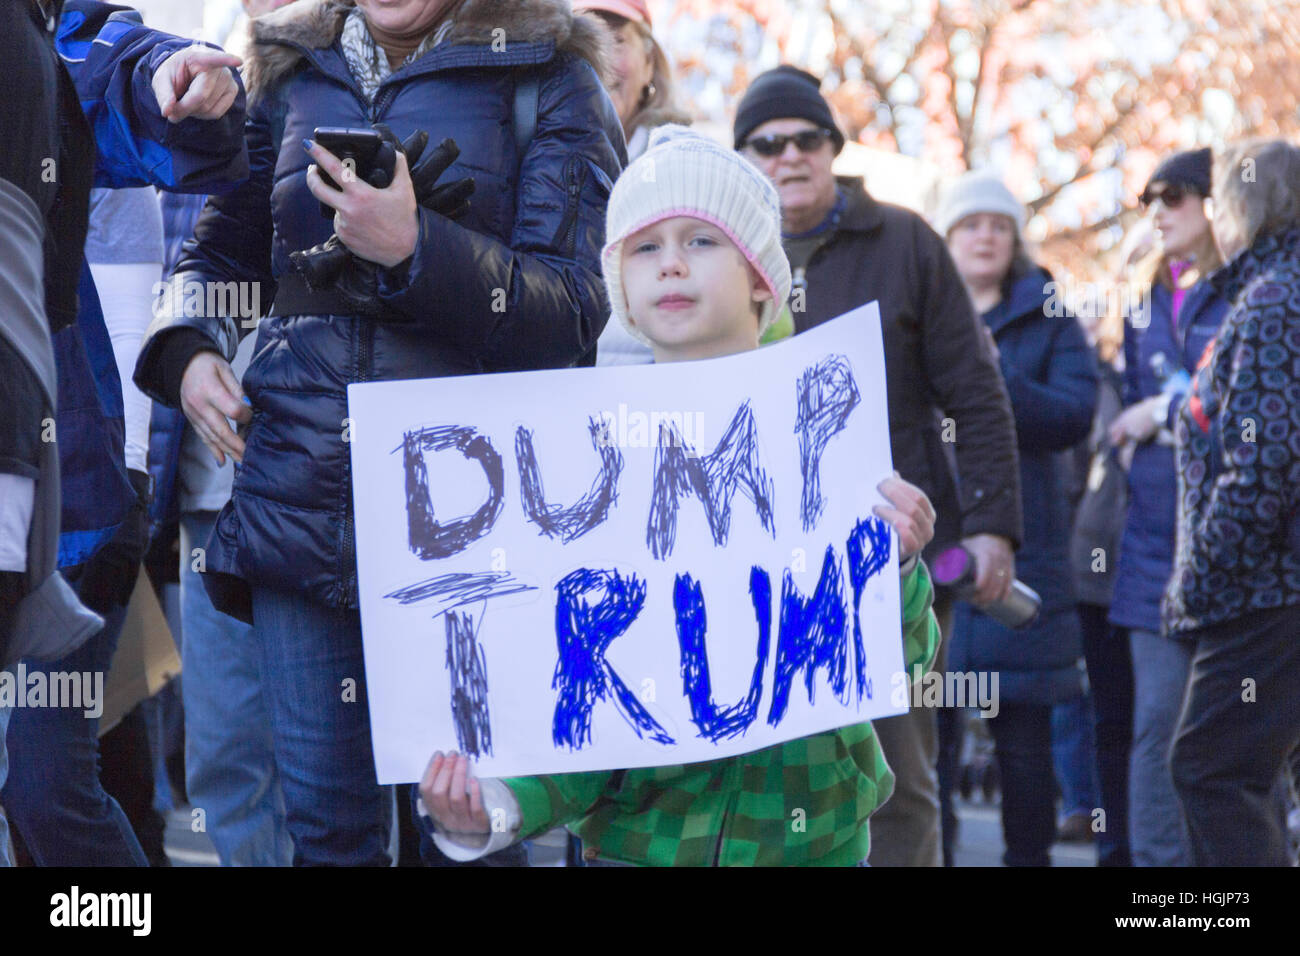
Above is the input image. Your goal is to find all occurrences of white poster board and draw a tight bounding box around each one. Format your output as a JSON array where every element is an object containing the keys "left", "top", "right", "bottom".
[{"left": 348, "top": 304, "right": 906, "bottom": 782}]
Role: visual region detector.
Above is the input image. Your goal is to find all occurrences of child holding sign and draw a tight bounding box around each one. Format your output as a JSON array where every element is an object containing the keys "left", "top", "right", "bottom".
[{"left": 419, "top": 126, "right": 941, "bottom": 866}]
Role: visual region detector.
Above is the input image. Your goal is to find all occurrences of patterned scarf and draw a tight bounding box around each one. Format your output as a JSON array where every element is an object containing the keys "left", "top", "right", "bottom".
[{"left": 339, "top": 7, "right": 453, "bottom": 103}]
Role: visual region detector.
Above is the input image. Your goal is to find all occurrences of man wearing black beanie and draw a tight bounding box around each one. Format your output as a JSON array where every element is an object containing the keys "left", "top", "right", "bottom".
[
  {"left": 735, "top": 66, "right": 1023, "bottom": 867},
  {"left": 733, "top": 65, "right": 846, "bottom": 154}
]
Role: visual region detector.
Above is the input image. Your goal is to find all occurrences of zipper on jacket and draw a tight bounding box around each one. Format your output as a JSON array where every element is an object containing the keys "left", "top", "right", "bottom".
[
  {"left": 551, "top": 157, "right": 589, "bottom": 259},
  {"left": 357, "top": 316, "right": 374, "bottom": 384},
  {"left": 372, "top": 82, "right": 400, "bottom": 123},
  {"left": 340, "top": 494, "right": 356, "bottom": 605},
  {"left": 565, "top": 167, "right": 584, "bottom": 258},
  {"left": 275, "top": 38, "right": 424, "bottom": 129}
]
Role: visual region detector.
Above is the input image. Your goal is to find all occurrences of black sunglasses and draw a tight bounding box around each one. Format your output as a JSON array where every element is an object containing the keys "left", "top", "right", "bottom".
[
  {"left": 743, "top": 128, "right": 834, "bottom": 157},
  {"left": 1140, "top": 182, "right": 1200, "bottom": 209}
]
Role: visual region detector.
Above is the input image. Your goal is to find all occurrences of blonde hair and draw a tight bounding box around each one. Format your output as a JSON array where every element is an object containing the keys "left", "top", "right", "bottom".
[
  {"left": 1114, "top": 233, "right": 1222, "bottom": 369},
  {"left": 1212, "top": 138, "right": 1300, "bottom": 251},
  {"left": 594, "top": 12, "right": 691, "bottom": 134},
  {"left": 1131, "top": 227, "right": 1222, "bottom": 297},
  {"left": 1094, "top": 219, "right": 1154, "bottom": 364}
]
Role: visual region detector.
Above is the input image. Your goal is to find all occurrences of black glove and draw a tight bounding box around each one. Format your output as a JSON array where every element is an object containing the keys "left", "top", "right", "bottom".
[
  {"left": 76, "top": 469, "right": 152, "bottom": 614},
  {"left": 390, "top": 126, "right": 476, "bottom": 221},
  {"left": 290, "top": 126, "right": 476, "bottom": 303}
]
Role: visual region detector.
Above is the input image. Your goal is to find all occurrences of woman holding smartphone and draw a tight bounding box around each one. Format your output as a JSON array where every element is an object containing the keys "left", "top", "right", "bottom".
[{"left": 134, "top": 0, "right": 624, "bottom": 866}]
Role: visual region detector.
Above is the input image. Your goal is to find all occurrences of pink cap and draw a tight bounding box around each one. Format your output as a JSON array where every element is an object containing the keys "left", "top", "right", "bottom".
[{"left": 573, "top": 0, "right": 652, "bottom": 28}]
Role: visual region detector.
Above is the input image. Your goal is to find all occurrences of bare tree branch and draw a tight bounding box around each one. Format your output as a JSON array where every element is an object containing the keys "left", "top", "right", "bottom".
[
  {"left": 960, "top": 13, "right": 1000, "bottom": 168},
  {"left": 1028, "top": 99, "right": 1136, "bottom": 213}
]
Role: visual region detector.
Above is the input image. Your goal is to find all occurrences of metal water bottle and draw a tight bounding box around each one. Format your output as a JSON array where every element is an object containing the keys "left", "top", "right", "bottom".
[{"left": 931, "top": 544, "right": 1042, "bottom": 630}]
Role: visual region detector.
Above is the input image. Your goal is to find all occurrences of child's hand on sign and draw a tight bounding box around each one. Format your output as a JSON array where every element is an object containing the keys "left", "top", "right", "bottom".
[
  {"left": 420, "top": 751, "right": 491, "bottom": 835},
  {"left": 872, "top": 473, "right": 936, "bottom": 562}
]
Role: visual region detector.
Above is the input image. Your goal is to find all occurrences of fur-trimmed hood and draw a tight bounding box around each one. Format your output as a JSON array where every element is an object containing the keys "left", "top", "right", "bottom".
[
  {"left": 243, "top": 0, "right": 610, "bottom": 99},
  {"left": 633, "top": 105, "right": 694, "bottom": 132}
]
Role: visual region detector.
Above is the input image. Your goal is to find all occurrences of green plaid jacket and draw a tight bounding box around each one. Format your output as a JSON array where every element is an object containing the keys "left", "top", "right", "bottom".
[{"left": 505, "top": 561, "right": 941, "bottom": 866}]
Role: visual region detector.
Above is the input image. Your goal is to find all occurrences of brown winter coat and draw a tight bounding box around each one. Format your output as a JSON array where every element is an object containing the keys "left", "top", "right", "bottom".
[{"left": 791, "top": 177, "right": 1023, "bottom": 557}]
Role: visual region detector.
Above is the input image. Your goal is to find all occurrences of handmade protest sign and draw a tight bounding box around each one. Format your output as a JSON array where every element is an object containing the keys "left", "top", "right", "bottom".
[{"left": 348, "top": 303, "right": 905, "bottom": 782}]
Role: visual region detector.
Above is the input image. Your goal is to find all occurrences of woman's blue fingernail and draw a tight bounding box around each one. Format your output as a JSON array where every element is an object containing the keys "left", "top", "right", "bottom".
[
  {"left": 302, "top": 138, "right": 314, "bottom": 151},
  {"left": 242, "top": 396, "right": 252, "bottom": 405}
]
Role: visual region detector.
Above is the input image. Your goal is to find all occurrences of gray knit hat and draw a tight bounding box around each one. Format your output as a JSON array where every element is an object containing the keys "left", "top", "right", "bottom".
[{"left": 932, "top": 171, "right": 1026, "bottom": 239}]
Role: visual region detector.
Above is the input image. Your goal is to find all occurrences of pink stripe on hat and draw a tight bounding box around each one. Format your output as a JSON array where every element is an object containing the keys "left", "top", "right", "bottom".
[{"left": 573, "top": 0, "right": 652, "bottom": 28}]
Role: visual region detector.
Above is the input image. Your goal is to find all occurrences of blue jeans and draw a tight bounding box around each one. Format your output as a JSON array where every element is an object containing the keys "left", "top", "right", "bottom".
[
  {"left": 1, "top": 598, "right": 149, "bottom": 866},
  {"left": 251, "top": 586, "right": 391, "bottom": 865},
  {"left": 181, "top": 513, "right": 291, "bottom": 866},
  {"left": 1128, "top": 628, "right": 1193, "bottom": 866},
  {"left": 141, "top": 681, "right": 183, "bottom": 814},
  {"left": 1052, "top": 692, "right": 1100, "bottom": 818},
  {"left": 0, "top": 701, "right": 11, "bottom": 866}
]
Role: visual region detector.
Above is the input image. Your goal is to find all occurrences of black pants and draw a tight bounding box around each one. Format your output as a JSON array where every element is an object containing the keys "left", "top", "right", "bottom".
[
  {"left": 1170, "top": 603, "right": 1300, "bottom": 866},
  {"left": 988, "top": 701, "right": 1056, "bottom": 866},
  {"left": 1079, "top": 604, "right": 1133, "bottom": 866},
  {"left": 100, "top": 704, "right": 169, "bottom": 867}
]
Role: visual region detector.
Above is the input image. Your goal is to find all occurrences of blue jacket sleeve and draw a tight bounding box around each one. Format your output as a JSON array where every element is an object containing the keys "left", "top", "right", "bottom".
[
  {"left": 58, "top": 1, "right": 248, "bottom": 193},
  {"left": 1001, "top": 315, "right": 1098, "bottom": 452},
  {"left": 374, "top": 52, "right": 625, "bottom": 370}
]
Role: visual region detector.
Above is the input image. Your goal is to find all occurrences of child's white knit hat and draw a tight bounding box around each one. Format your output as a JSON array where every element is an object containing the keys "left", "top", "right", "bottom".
[{"left": 602, "top": 125, "right": 792, "bottom": 345}]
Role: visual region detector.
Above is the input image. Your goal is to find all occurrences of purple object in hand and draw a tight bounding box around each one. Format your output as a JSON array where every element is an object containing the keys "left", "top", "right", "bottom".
[{"left": 932, "top": 544, "right": 1042, "bottom": 630}]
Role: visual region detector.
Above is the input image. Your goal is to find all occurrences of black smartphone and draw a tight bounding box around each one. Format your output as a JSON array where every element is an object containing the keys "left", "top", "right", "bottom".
[{"left": 312, "top": 127, "right": 385, "bottom": 218}]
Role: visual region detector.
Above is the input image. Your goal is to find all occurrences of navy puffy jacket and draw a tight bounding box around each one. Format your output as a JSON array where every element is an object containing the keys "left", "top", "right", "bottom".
[
  {"left": 1109, "top": 274, "right": 1228, "bottom": 634},
  {"left": 949, "top": 268, "right": 1098, "bottom": 705},
  {"left": 134, "top": 0, "right": 625, "bottom": 621}
]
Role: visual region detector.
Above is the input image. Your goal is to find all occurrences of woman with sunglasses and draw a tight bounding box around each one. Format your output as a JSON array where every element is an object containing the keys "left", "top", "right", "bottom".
[
  {"left": 1105, "top": 147, "right": 1228, "bottom": 867},
  {"left": 933, "top": 171, "right": 1098, "bottom": 867}
]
